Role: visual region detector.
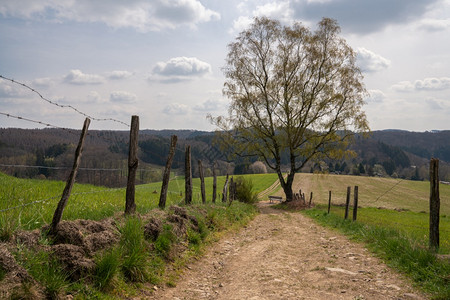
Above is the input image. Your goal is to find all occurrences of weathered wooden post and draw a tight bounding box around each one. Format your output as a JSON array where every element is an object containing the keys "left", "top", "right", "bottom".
[
  {"left": 222, "top": 174, "right": 229, "bottom": 203},
  {"left": 198, "top": 159, "right": 206, "bottom": 204},
  {"left": 185, "top": 145, "right": 192, "bottom": 204},
  {"left": 50, "top": 118, "right": 90, "bottom": 234},
  {"left": 344, "top": 186, "right": 351, "bottom": 219},
  {"left": 327, "top": 191, "right": 332, "bottom": 214},
  {"left": 159, "top": 135, "right": 177, "bottom": 209},
  {"left": 309, "top": 192, "right": 313, "bottom": 207},
  {"left": 353, "top": 186, "right": 359, "bottom": 221},
  {"left": 429, "top": 158, "right": 440, "bottom": 251},
  {"left": 212, "top": 161, "right": 217, "bottom": 203},
  {"left": 125, "top": 115, "right": 139, "bottom": 214}
]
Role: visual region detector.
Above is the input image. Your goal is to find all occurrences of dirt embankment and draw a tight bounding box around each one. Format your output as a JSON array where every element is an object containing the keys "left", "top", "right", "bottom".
[{"left": 151, "top": 202, "right": 426, "bottom": 300}]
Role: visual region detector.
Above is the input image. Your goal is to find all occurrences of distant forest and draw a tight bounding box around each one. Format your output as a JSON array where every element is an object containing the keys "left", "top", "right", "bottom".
[{"left": 1, "top": 128, "right": 450, "bottom": 187}]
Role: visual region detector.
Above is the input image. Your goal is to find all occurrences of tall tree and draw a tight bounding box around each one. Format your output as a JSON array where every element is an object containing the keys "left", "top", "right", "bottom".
[{"left": 210, "top": 17, "right": 369, "bottom": 201}]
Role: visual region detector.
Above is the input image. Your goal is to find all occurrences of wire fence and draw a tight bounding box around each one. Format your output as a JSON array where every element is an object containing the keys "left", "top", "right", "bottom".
[
  {"left": 0, "top": 75, "right": 130, "bottom": 127},
  {"left": 0, "top": 75, "right": 196, "bottom": 226}
]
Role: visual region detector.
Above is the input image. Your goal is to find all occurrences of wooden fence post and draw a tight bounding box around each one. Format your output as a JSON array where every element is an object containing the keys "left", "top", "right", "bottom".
[
  {"left": 185, "top": 145, "right": 192, "bottom": 204},
  {"left": 198, "top": 160, "right": 206, "bottom": 204},
  {"left": 429, "top": 158, "right": 440, "bottom": 250},
  {"left": 353, "top": 186, "right": 359, "bottom": 221},
  {"left": 125, "top": 115, "right": 139, "bottom": 214},
  {"left": 212, "top": 161, "right": 217, "bottom": 203},
  {"left": 159, "top": 135, "right": 177, "bottom": 209},
  {"left": 344, "top": 186, "right": 351, "bottom": 219},
  {"left": 222, "top": 174, "right": 229, "bottom": 203},
  {"left": 327, "top": 191, "right": 331, "bottom": 214},
  {"left": 50, "top": 118, "right": 90, "bottom": 234},
  {"left": 309, "top": 192, "right": 313, "bottom": 207}
]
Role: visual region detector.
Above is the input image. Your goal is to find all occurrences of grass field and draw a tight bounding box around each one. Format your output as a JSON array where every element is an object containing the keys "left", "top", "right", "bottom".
[
  {"left": 272, "top": 173, "right": 450, "bottom": 254},
  {"left": 271, "top": 173, "right": 450, "bottom": 215},
  {"left": 2, "top": 171, "right": 449, "bottom": 253},
  {"left": 0, "top": 172, "right": 276, "bottom": 231}
]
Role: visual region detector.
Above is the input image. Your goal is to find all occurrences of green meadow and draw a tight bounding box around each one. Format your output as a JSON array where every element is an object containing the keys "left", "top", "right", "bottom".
[{"left": 0, "top": 172, "right": 276, "bottom": 231}]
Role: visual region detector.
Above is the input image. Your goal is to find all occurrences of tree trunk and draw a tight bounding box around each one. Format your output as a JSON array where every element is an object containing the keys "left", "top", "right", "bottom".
[{"left": 278, "top": 170, "right": 295, "bottom": 202}]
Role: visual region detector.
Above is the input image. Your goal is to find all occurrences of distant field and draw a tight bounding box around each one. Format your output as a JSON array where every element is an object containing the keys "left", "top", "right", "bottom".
[
  {"left": 270, "top": 173, "right": 450, "bottom": 215},
  {"left": 0, "top": 172, "right": 276, "bottom": 230},
  {"left": 270, "top": 173, "right": 450, "bottom": 254}
]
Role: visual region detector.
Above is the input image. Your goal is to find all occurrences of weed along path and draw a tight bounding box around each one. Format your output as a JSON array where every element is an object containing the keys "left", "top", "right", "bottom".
[{"left": 151, "top": 202, "right": 425, "bottom": 300}]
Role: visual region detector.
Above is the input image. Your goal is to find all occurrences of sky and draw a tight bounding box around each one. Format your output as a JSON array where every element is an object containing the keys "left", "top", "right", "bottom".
[{"left": 0, "top": 0, "right": 449, "bottom": 132}]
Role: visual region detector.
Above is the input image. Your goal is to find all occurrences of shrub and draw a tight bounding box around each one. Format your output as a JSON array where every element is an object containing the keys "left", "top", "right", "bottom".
[{"left": 235, "top": 177, "right": 258, "bottom": 204}]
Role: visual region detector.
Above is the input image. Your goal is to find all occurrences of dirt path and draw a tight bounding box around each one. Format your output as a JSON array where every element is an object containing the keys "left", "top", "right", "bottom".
[{"left": 150, "top": 202, "right": 426, "bottom": 300}]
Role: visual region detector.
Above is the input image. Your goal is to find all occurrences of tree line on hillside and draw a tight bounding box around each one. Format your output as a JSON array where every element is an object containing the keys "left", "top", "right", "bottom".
[{"left": 1, "top": 128, "right": 449, "bottom": 186}]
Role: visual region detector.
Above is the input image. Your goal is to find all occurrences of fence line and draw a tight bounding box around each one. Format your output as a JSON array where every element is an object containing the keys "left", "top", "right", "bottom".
[{"left": 0, "top": 75, "right": 129, "bottom": 127}]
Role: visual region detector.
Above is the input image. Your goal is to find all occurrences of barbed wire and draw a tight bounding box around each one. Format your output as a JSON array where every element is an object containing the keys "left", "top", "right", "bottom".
[
  {"left": 0, "top": 111, "right": 82, "bottom": 134},
  {"left": 0, "top": 163, "right": 159, "bottom": 173},
  {"left": 0, "top": 75, "right": 130, "bottom": 127},
  {"left": 0, "top": 195, "right": 61, "bottom": 213},
  {"left": 368, "top": 178, "right": 405, "bottom": 203}
]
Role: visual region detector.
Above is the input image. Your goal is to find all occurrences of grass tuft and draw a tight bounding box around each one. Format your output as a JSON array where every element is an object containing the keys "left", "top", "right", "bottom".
[
  {"left": 17, "top": 248, "right": 68, "bottom": 299},
  {"left": 94, "top": 247, "right": 121, "bottom": 290},
  {"left": 0, "top": 214, "right": 16, "bottom": 242},
  {"left": 154, "top": 224, "right": 177, "bottom": 259},
  {"left": 119, "top": 216, "right": 149, "bottom": 282}
]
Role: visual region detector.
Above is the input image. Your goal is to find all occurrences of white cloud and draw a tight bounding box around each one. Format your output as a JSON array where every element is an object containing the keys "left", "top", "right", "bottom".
[
  {"left": 426, "top": 97, "right": 445, "bottom": 110},
  {"left": 0, "top": 0, "right": 220, "bottom": 32},
  {"left": 162, "top": 103, "right": 190, "bottom": 115},
  {"left": 32, "top": 77, "right": 54, "bottom": 88},
  {"left": 107, "top": 70, "right": 133, "bottom": 80},
  {"left": 415, "top": 77, "right": 450, "bottom": 90},
  {"left": 151, "top": 57, "right": 212, "bottom": 83},
  {"left": 230, "top": 16, "right": 253, "bottom": 34},
  {"left": 418, "top": 19, "right": 450, "bottom": 32},
  {"left": 110, "top": 91, "right": 137, "bottom": 103},
  {"left": 356, "top": 48, "right": 391, "bottom": 73},
  {"left": 391, "top": 81, "right": 415, "bottom": 92},
  {"left": 392, "top": 77, "right": 450, "bottom": 92},
  {"left": 253, "top": 1, "right": 293, "bottom": 23},
  {"left": 63, "top": 70, "right": 105, "bottom": 85},
  {"left": 230, "top": 1, "right": 293, "bottom": 34},
  {"left": 366, "top": 90, "right": 386, "bottom": 103},
  {"left": 0, "top": 79, "right": 29, "bottom": 98},
  {"left": 290, "top": 0, "right": 440, "bottom": 34},
  {"left": 86, "top": 91, "right": 107, "bottom": 104},
  {"left": 194, "top": 98, "right": 228, "bottom": 112}
]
